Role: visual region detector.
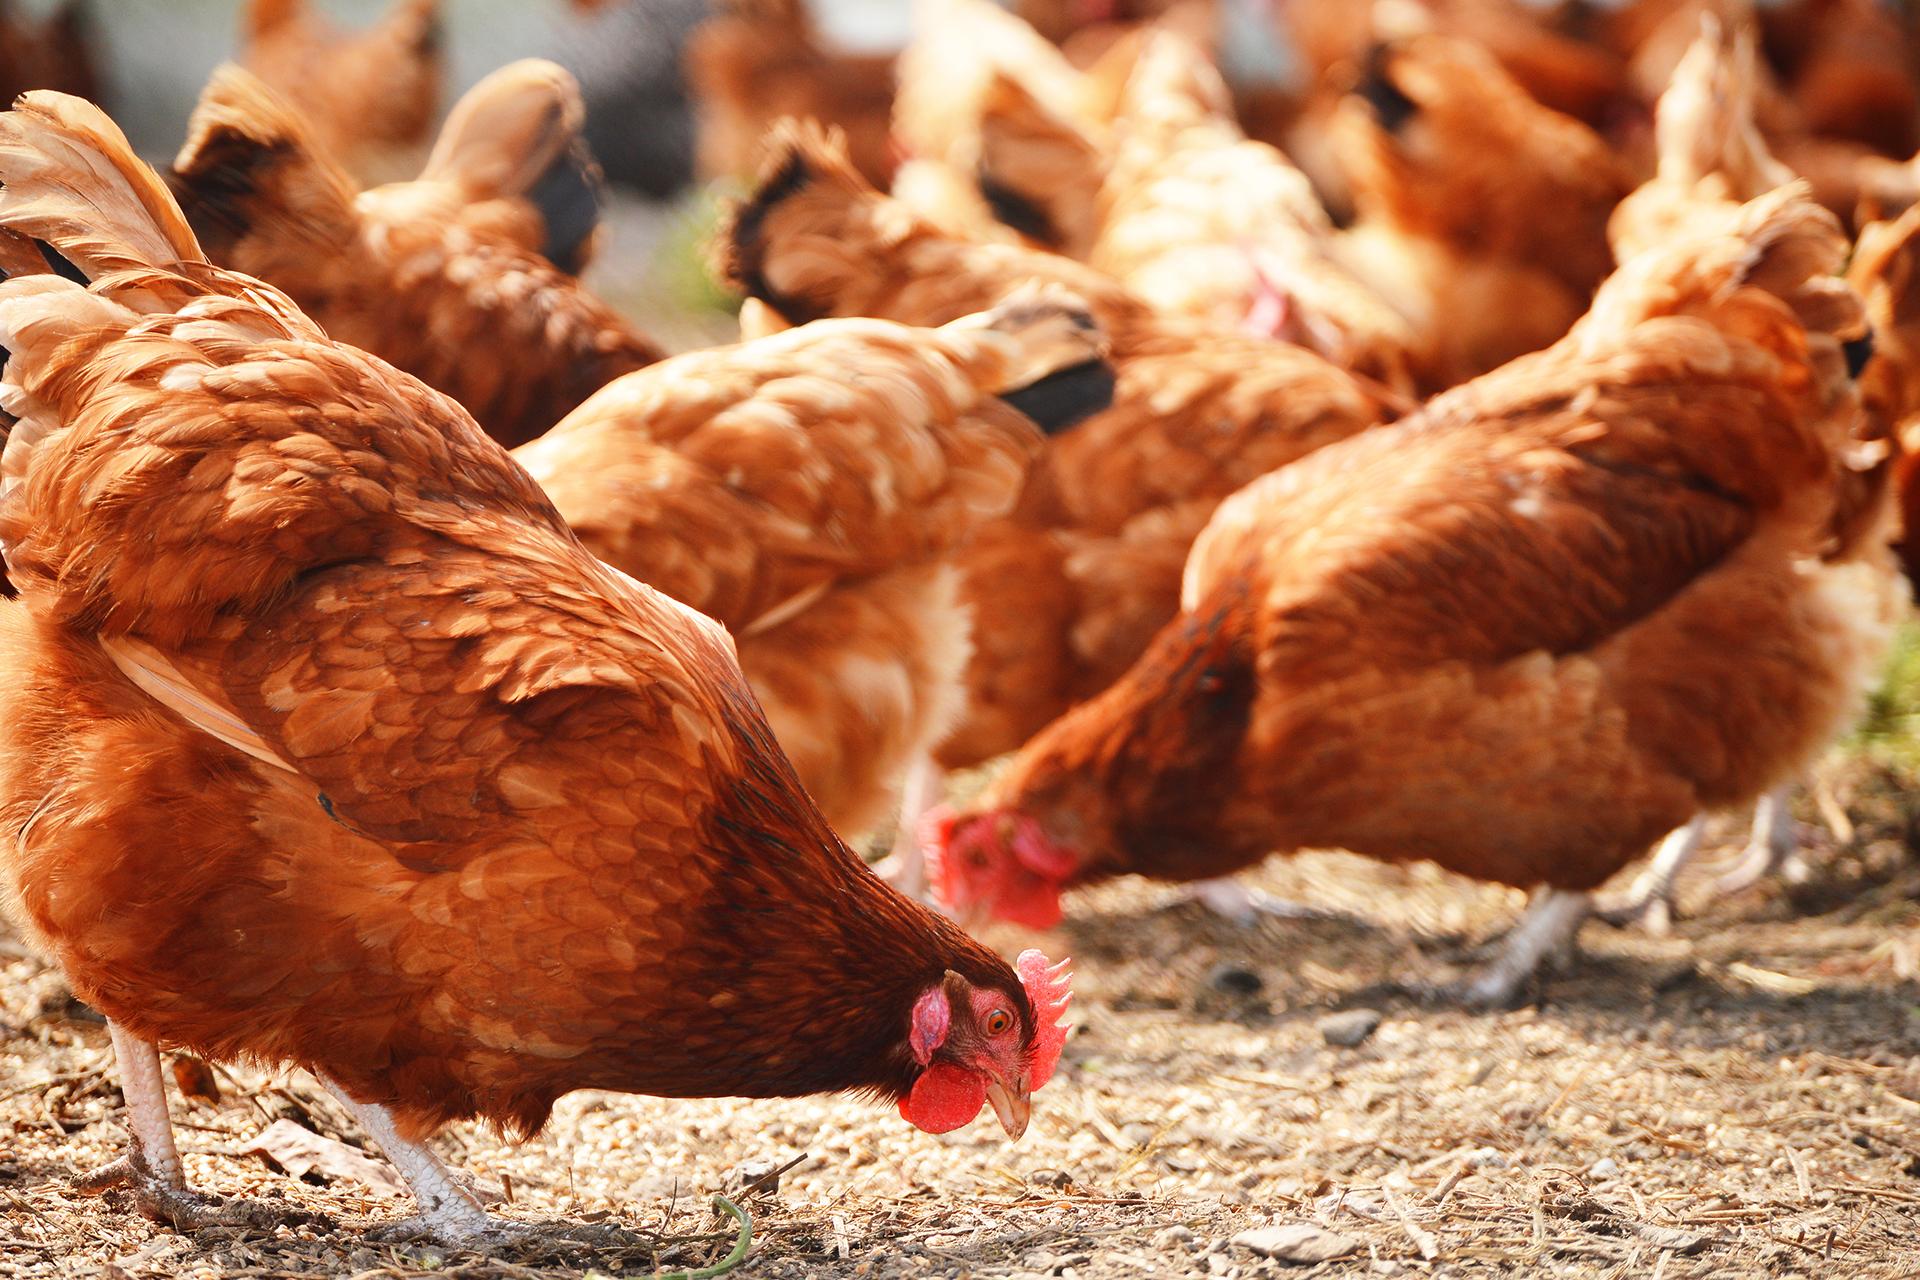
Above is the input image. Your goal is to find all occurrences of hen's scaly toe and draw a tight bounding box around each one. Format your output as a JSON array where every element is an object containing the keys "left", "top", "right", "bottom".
[
  {"left": 1593, "top": 887, "right": 1676, "bottom": 935},
  {"left": 1185, "top": 878, "right": 1328, "bottom": 926},
  {"left": 75, "top": 1146, "right": 298, "bottom": 1232},
  {"left": 364, "top": 1208, "right": 530, "bottom": 1250}
]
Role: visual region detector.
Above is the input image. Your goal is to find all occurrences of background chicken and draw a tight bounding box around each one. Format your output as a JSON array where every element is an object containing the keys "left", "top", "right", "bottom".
[
  {"left": 973, "top": 26, "right": 1420, "bottom": 394},
  {"left": 513, "top": 293, "right": 1113, "bottom": 840},
  {"left": 1330, "top": 31, "right": 1634, "bottom": 387},
  {"left": 0, "top": 0, "right": 98, "bottom": 104},
  {"left": 928, "top": 185, "right": 1902, "bottom": 1004},
  {"left": 685, "top": 0, "right": 899, "bottom": 189},
  {"left": 171, "top": 61, "right": 664, "bottom": 449},
  {"left": 721, "top": 126, "right": 1398, "bottom": 888},
  {"left": 0, "top": 88, "right": 1071, "bottom": 1245},
  {"left": 239, "top": 0, "right": 441, "bottom": 185}
]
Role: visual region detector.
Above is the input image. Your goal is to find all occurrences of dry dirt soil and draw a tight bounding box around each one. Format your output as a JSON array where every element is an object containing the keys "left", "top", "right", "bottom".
[{"left": 3, "top": 760, "right": 1918, "bottom": 1280}]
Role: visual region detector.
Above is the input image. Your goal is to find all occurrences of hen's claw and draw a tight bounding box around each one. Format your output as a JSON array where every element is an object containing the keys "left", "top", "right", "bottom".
[
  {"left": 363, "top": 1211, "right": 529, "bottom": 1249},
  {"left": 1184, "top": 878, "right": 1328, "bottom": 926},
  {"left": 1441, "top": 888, "right": 1592, "bottom": 1009},
  {"left": 75, "top": 1143, "right": 289, "bottom": 1231},
  {"left": 1712, "top": 788, "right": 1808, "bottom": 895},
  {"left": 1594, "top": 815, "right": 1704, "bottom": 935}
]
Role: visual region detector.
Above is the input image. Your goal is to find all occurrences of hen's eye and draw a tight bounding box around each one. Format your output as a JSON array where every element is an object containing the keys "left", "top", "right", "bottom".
[{"left": 984, "top": 1008, "right": 1012, "bottom": 1035}]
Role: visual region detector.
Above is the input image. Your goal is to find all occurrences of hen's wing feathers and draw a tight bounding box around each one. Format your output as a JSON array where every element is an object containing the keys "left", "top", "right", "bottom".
[
  {"left": 1192, "top": 403, "right": 1758, "bottom": 672},
  {"left": 106, "top": 550, "right": 737, "bottom": 850}
]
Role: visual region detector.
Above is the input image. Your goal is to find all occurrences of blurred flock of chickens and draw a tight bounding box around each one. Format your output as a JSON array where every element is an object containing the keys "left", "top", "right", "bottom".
[{"left": 0, "top": 0, "right": 1919, "bottom": 1252}]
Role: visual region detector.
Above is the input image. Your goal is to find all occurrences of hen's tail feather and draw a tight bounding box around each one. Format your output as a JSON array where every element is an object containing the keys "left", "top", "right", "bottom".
[
  {"left": 170, "top": 63, "right": 359, "bottom": 255},
  {"left": 0, "top": 91, "right": 206, "bottom": 282},
  {"left": 947, "top": 284, "right": 1114, "bottom": 435},
  {"left": 1654, "top": 15, "right": 1790, "bottom": 194},
  {"left": 715, "top": 119, "right": 873, "bottom": 324},
  {"left": 419, "top": 58, "right": 604, "bottom": 274}
]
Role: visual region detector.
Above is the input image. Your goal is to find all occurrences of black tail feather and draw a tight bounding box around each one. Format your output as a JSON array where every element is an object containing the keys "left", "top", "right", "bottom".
[
  {"left": 526, "top": 137, "right": 605, "bottom": 276},
  {"left": 998, "top": 358, "right": 1116, "bottom": 435}
]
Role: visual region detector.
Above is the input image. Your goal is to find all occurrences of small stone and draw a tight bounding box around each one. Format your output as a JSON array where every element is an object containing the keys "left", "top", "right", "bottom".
[
  {"left": 1469, "top": 1148, "right": 1509, "bottom": 1169},
  {"left": 1588, "top": 1157, "right": 1620, "bottom": 1180},
  {"left": 727, "top": 1157, "right": 787, "bottom": 1198},
  {"left": 1029, "top": 1168, "right": 1073, "bottom": 1189},
  {"left": 1233, "top": 1223, "right": 1362, "bottom": 1264},
  {"left": 1122, "top": 1122, "right": 1157, "bottom": 1148},
  {"left": 1634, "top": 1224, "right": 1709, "bottom": 1254},
  {"left": 1319, "top": 1009, "right": 1383, "bottom": 1048},
  {"left": 1208, "top": 964, "right": 1264, "bottom": 996},
  {"left": 1153, "top": 1225, "right": 1196, "bottom": 1250}
]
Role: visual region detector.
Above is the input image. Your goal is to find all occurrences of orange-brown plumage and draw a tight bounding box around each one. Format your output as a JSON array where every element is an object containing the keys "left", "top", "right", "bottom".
[
  {"left": 720, "top": 126, "right": 1397, "bottom": 766},
  {"left": 1330, "top": 32, "right": 1634, "bottom": 387},
  {"left": 930, "top": 187, "right": 1902, "bottom": 966},
  {"left": 239, "top": 0, "right": 441, "bottom": 185},
  {"left": 973, "top": 28, "right": 1419, "bottom": 393},
  {"left": 0, "top": 0, "right": 98, "bottom": 104},
  {"left": 685, "top": 0, "right": 899, "bottom": 188},
  {"left": 0, "top": 90, "right": 1066, "bottom": 1203},
  {"left": 170, "top": 62, "right": 662, "bottom": 450},
  {"left": 514, "top": 294, "right": 1110, "bottom": 836}
]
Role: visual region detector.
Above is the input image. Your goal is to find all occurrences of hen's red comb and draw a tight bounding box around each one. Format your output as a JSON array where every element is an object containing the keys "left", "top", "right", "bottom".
[{"left": 1017, "top": 949, "right": 1072, "bottom": 1089}]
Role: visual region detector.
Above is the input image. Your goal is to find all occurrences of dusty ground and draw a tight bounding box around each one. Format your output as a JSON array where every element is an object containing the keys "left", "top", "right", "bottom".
[
  {"left": 3, "top": 757, "right": 1918, "bottom": 1280},
  {"left": 3, "top": 196, "right": 1919, "bottom": 1279}
]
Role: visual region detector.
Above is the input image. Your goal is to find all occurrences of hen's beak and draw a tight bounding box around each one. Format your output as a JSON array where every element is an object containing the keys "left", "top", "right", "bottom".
[{"left": 983, "top": 1072, "right": 1032, "bottom": 1140}]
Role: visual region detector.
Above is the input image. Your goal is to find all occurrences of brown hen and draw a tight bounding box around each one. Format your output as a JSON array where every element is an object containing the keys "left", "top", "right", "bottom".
[
  {"left": 0, "top": 89, "right": 1070, "bottom": 1246},
  {"left": 514, "top": 293, "right": 1113, "bottom": 839},
  {"left": 929, "top": 185, "right": 1903, "bottom": 1006},
  {"left": 722, "top": 127, "right": 1397, "bottom": 780},
  {"left": 239, "top": 0, "right": 441, "bottom": 185},
  {"left": 171, "top": 61, "right": 663, "bottom": 449}
]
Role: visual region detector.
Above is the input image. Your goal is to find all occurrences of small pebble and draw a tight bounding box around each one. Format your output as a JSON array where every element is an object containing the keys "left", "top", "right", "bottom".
[
  {"left": 1588, "top": 1157, "right": 1620, "bottom": 1179},
  {"left": 1233, "top": 1223, "right": 1361, "bottom": 1264},
  {"left": 1029, "top": 1168, "right": 1073, "bottom": 1189},
  {"left": 1319, "top": 1008, "right": 1383, "bottom": 1048},
  {"left": 1153, "top": 1225, "right": 1196, "bottom": 1250}
]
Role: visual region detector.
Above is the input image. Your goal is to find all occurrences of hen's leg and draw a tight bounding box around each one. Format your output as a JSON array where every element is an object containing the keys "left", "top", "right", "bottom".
[
  {"left": 1713, "top": 786, "right": 1808, "bottom": 894},
  {"left": 1184, "top": 878, "right": 1327, "bottom": 925},
  {"left": 317, "top": 1077, "right": 511, "bottom": 1247},
  {"left": 1595, "top": 815, "right": 1706, "bottom": 934},
  {"left": 75, "top": 1022, "right": 279, "bottom": 1228},
  {"left": 1452, "top": 888, "right": 1592, "bottom": 1008},
  {"left": 875, "top": 755, "right": 944, "bottom": 901}
]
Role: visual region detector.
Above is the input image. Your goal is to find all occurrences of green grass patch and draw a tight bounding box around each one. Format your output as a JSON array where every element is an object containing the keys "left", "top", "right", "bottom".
[
  {"left": 1851, "top": 620, "right": 1920, "bottom": 769},
  {"left": 653, "top": 187, "right": 743, "bottom": 320}
]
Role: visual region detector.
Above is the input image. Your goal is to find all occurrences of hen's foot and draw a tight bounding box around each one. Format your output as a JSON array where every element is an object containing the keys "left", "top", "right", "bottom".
[
  {"left": 368, "top": 1211, "right": 666, "bottom": 1252},
  {"left": 1443, "top": 889, "right": 1592, "bottom": 1009},
  {"left": 1185, "top": 878, "right": 1327, "bottom": 926},
  {"left": 1595, "top": 816, "right": 1704, "bottom": 935},
  {"left": 1713, "top": 789, "right": 1809, "bottom": 895},
  {"left": 875, "top": 756, "right": 944, "bottom": 904},
  {"left": 363, "top": 1204, "right": 529, "bottom": 1249},
  {"left": 75, "top": 1143, "right": 287, "bottom": 1231}
]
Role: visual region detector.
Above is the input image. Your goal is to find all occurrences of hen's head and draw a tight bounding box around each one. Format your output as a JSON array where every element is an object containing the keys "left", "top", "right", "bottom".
[
  {"left": 898, "top": 949, "right": 1072, "bottom": 1139},
  {"left": 922, "top": 806, "right": 1083, "bottom": 931}
]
